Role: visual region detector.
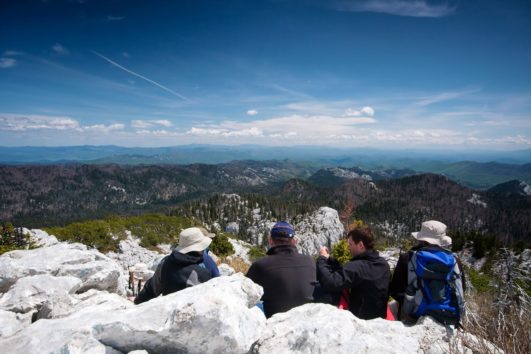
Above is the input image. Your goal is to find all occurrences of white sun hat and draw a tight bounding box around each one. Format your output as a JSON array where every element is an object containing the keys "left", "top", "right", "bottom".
[
  {"left": 411, "top": 220, "right": 448, "bottom": 247},
  {"left": 175, "top": 227, "right": 212, "bottom": 254}
]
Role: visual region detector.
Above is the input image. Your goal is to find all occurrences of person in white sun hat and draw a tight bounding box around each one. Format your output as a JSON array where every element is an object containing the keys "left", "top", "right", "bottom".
[
  {"left": 388, "top": 220, "right": 467, "bottom": 326},
  {"left": 134, "top": 227, "right": 213, "bottom": 304}
]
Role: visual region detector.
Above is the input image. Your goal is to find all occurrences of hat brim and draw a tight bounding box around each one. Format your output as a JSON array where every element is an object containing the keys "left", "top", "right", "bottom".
[
  {"left": 412, "top": 231, "right": 446, "bottom": 247},
  {"left": 175, "top": 236, "right": 212, "bottom": 254}
]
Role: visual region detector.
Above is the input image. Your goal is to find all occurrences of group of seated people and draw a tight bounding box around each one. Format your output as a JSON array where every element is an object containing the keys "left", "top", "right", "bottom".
[{"left": 134, "top": 220, "right": 465, "bottom": 326}]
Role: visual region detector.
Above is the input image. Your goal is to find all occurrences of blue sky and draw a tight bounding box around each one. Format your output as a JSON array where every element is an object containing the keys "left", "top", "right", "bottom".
[{"left": 0, "top": 0, "right": 530, "bottom": 150}]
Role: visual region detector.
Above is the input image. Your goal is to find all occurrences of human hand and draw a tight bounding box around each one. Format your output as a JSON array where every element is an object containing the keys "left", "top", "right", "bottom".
[{"left": 319, "top": 246, "right": 330, "bottom": 258}]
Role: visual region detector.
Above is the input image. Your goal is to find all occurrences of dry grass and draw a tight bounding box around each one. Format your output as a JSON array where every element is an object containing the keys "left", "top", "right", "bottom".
[
  {"left": 219, "top": 256, "right": 251, "bottom": 274},
  {"left": 462, "top": 289, "right": 530, "bottom": 354}
]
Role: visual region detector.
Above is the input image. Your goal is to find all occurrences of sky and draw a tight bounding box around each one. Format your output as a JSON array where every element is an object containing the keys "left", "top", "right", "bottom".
[{"left": 0, "top": 0, "right": 530, "bottom": 150}]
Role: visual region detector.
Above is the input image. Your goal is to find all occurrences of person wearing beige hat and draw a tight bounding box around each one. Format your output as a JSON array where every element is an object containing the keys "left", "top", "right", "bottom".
[
  {"left": 388, "top": 220, "right": 466, "bottom": 325},
  {"left": 134, "top": 227, "right": 213, "bottom": 304}
]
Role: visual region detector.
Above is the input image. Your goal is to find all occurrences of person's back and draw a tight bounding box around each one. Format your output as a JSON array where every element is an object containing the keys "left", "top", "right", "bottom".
[
  {"left": 317, "top": 226, "right": 390, "bottom": 320},
  {"left": 135, "top": 227, "right": 213, "bottom": 304},
  {"left": 389, "top": 220, "right": 465, "bottom": 325},
  {"left": 246, "top": 222, "right": 316, "bottom": 318}
]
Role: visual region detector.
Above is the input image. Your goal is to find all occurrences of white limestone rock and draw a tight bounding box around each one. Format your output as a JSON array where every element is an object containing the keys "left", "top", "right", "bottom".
[
  {"left": 106, "top": 231, "right": 164, "bottom": 274},
  {"left": 0, "top": 309, "right": 32, "bottom": 338},
  {"left": 0, "top": 274, "right": 81, "bottom": 314},
  {"left": 228, "top": 238, "right": 254, "bottom": 264},
  {"left": 25, "top": 228, "right": 59, "bottom": 247},
  {"left": 218, "top": 263, "right": 236, "bottom": 276},
  {"left": 0, "top": 243, "right": 127, "bottom": 295},
  {"left": 253, "top": 303, "right": 457, "bottom": 354},
  {"left": 380, "top": 247, "right": 400, "bottom": 270},
  {"left": 295, "top": 207, "right": 345, "bottom": 256},
  {"left": 0, "top": 274, "right": 265, "bottom": 354},
  {"left": 37, "top": 289, "right": 133, "bottom": 321}
]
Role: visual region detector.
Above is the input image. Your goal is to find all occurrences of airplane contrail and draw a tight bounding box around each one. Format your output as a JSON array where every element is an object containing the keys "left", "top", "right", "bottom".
[{"left": 93, "top": 51, "right": 190, "bottom": 101}]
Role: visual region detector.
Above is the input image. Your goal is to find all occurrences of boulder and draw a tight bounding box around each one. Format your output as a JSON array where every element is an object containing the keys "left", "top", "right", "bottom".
[
  {"left": 0, "top": 309, "right": 32, "bottom": 338},
  {"left": 253, "top": 303, "right": 458, "bottom": 354},
  {"left": 106, "top": 231, "right": 164, "bottom": 274},
  {"left": 295, "top": 207, "right": 345, "bottom": 256},
  {"left": 0, "top": 242, "right": 127, "bottom": 295},
  {"left": 0, "top": 274, "right": 81, "bottom": 314},
  {"left": 25, "top": 228, "right": 59, "bottom": 247},
  {"left": 0, "top": 274, "right": 266, "bottom": 354}
]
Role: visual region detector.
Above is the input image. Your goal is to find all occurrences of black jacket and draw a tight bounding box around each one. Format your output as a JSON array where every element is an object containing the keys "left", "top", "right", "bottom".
[
  {"left": 246, "top": 245, "right": 316, "bottom": 318},
  {"left": 388, "top": 245, "right": 466, "bottom": 307},
  {"left": 316, "top": 250, "right": 391, "bottom": 320},
  {"left": 135, "top": 250, "right": 212, "bottom": 304}
]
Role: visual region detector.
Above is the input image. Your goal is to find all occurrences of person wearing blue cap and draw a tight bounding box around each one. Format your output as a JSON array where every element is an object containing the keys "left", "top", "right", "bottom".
[{"left": 246, "top": 221, "right": 316, "bottom": 318}]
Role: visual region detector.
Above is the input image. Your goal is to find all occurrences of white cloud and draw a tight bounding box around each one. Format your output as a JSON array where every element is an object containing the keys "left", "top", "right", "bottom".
[
  {"left": 0, "top": 58, "right": 16, "bottom": 68},
  {"left": 335, "top": 0, "right": 456, "bottom": 18},
  {"left": 79, "top": 124, "right": 125, "bottom": 133},
  {"left": 186, "top": 127, "right": 264, "bottom": 137},
  {"left": 152, "top": 119, "right": 172, "bottom": 127},
  {"left": 0, "top": 114, "right": 124, "bottom": 133},
  {"left": 0, "top": 114, "right": 79, "bottom": 131},
  {"left": 247, "top": 109, "right": 258, "bottom": 116},
  {"left": 345, "top": 106, "right": 375, "bottom": 117},
  {"left": 52, "top": 43, "right": 69, "bottom": 55},
  {"left": 185, "top": 113, "right": 376, "bottom": 142},
  {"left": 131, "top": 119, "right": 173, "bottom": 129}
]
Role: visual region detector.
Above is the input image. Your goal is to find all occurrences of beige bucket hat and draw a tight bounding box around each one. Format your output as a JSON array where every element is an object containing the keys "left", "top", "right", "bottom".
[
  {"left": 175, "top": 227, "right": 212, "bottom": 254},
  {"left": 411, "top": 220, "right": 448, "bottom": 247}
]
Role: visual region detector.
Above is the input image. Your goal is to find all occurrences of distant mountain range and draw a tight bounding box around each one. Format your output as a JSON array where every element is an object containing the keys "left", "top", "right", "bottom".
[
  {"left": 1, "top": 161, "right": 529, "bottom": 244},
  {"left": 1, "top": 145, "right": 530, "bottom": 189}
]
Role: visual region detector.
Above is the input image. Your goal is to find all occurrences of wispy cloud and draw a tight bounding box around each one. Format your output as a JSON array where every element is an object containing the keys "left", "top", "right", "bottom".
[
  {"left": 415, "top": 87, "right": 481, "bottom": 106},
  {"left": 247, "top": 109, "right": 258, "bottom": 116},
  {"left": 3, "top": 50, "right": 22, "bottom": 57},
  {"left": 333, "top": 0, "right": 456, "bottom": 18},
  {"left": 106, "top": 15, "right": 125, "bottom": 22},
  {"left": 0, "top": 114, "right": 124, "bottom": 133},
  {"left": 92, "top": 51, "right": 190, "bottom": 101},
  {"left": 131, "top": 119, "right": 173, "bottom": 129},
  {"left": 135, "top": 129, "right": 181, "bottom": 137},
  {"left": 186, "top": 127, "right": 264, "bottom": 137},
  {"left": 52, "top": 43, "right": 70, "bottom": 55},
  {"left": 0, "top": 58, "right": 16, "bottom": 68}
]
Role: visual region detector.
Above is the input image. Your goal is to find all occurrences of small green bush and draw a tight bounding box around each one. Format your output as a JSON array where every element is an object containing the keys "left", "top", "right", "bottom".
[
  {"left": 248, "top": 246, "right": 266, "bottom": 261},
  {"left": 467, "top": 266, "right": 493, "bottom": 294},
  {"left": 331, "top": 239, "right": 351, "bottom": 265},
  {"left": 210, "top": 232, "right": 234, "bottom": 257},
  {"left": 45, "top": 214, "right": 195, "bottom": 253}
]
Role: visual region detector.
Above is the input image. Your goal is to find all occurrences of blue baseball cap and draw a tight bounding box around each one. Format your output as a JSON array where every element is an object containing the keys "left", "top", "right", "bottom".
[{"left": 271, "top": 221, "right": 295, "bottom": 238}]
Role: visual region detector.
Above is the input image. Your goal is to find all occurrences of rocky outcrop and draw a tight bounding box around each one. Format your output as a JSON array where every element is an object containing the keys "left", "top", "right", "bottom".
[
  {"left": 0, "top": 274, "right": 266, "bottom": 354},
  {"left": 253, "top": 304, "right": 495, "bottom": 354},
  {"left": 295, "top": 207, "right": 345, "bottom": 255},
  {"left": 0, "top": 230, "right": 503, "bottom": 353},
  {"left": 0, "top": 242, "right": 126, "bottom": 294}
]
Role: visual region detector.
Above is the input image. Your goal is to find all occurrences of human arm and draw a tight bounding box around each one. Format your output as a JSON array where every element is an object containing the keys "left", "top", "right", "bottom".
[
  {"left": 316, "top": 256, "right": 358, "bottom": 292},
  {"left": 388, "top": 252, "right": 409, "bottom": 304}
]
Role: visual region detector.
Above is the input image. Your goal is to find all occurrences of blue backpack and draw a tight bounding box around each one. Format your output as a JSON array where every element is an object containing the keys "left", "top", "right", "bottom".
[{"left": 402, "top": 247, "right": 465, "bottom": 326}]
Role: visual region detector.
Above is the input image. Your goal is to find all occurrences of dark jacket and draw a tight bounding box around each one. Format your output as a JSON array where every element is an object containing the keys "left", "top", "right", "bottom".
[
  {"left": 316, "top": 250, "right": 391, "bottom": 320},
  {"left": 246, "top": 245, "right": 316, "bottom": 318},
  {"left": 388, "top": 245, "right": 466, "bottom": 312},
  {"left": 135, "top": 250, "right": 212, "bottom": 304}
]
